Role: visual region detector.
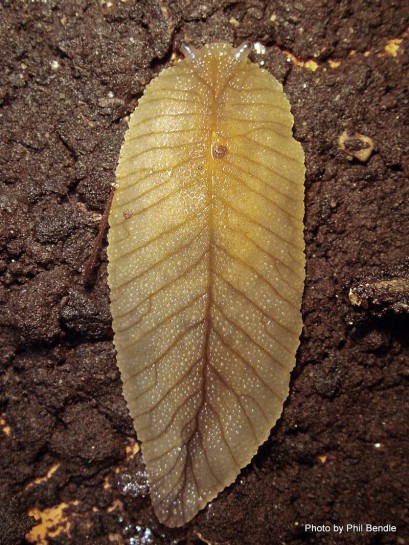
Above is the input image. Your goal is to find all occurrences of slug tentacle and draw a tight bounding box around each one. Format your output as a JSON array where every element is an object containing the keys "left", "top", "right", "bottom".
[
  {"left": 181, "top": 43, "right": 199, "bottom": 62},
  {"left": 232, "top": 42, "right": 250, "bottom": 62}
]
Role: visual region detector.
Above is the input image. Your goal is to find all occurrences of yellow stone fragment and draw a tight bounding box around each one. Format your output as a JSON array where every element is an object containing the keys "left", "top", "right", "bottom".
[
  {"left": 305, "top": 60, "right": 318, "bottom": 71},
  {"left": 328, "top": 60, "right": 341, "bottom": 68},
  {"left": 384, "top": 39, "right": 402, "bottom": 57}
]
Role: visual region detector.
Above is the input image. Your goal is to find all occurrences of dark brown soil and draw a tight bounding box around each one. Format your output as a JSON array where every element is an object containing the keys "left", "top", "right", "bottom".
[{"left": 0, "top": 1, "right": 408, "bottom": 545}]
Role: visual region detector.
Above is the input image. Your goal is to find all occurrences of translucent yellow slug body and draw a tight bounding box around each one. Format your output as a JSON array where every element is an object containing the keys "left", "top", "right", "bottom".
[{"left": 107, "top": 42, "right": 305, "bottom": 527}]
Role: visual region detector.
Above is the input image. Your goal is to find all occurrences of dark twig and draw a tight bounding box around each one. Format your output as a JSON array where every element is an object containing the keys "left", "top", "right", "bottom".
[{"left": 81, "top": 188, "right": 115, "bottom": 286}]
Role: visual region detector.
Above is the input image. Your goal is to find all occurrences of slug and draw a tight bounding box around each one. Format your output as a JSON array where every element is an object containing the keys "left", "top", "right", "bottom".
[{"left": 107, "top": 42, "right": 305, "bottom": 527}]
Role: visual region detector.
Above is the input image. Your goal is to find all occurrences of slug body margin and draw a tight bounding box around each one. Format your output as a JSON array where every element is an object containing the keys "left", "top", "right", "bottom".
[{"left": 107, "top": 43, "right": 305, "bottom": 527}]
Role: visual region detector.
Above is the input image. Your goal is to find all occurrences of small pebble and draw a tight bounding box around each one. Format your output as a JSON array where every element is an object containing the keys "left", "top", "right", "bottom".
[{"left": 338, "top": 130, "right": 374, "bottom": 162}]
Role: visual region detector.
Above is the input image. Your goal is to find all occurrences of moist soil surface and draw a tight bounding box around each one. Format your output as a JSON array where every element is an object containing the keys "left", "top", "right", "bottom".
[{"left": 0, "top": 2, "right": 408, "bottom": 545}]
